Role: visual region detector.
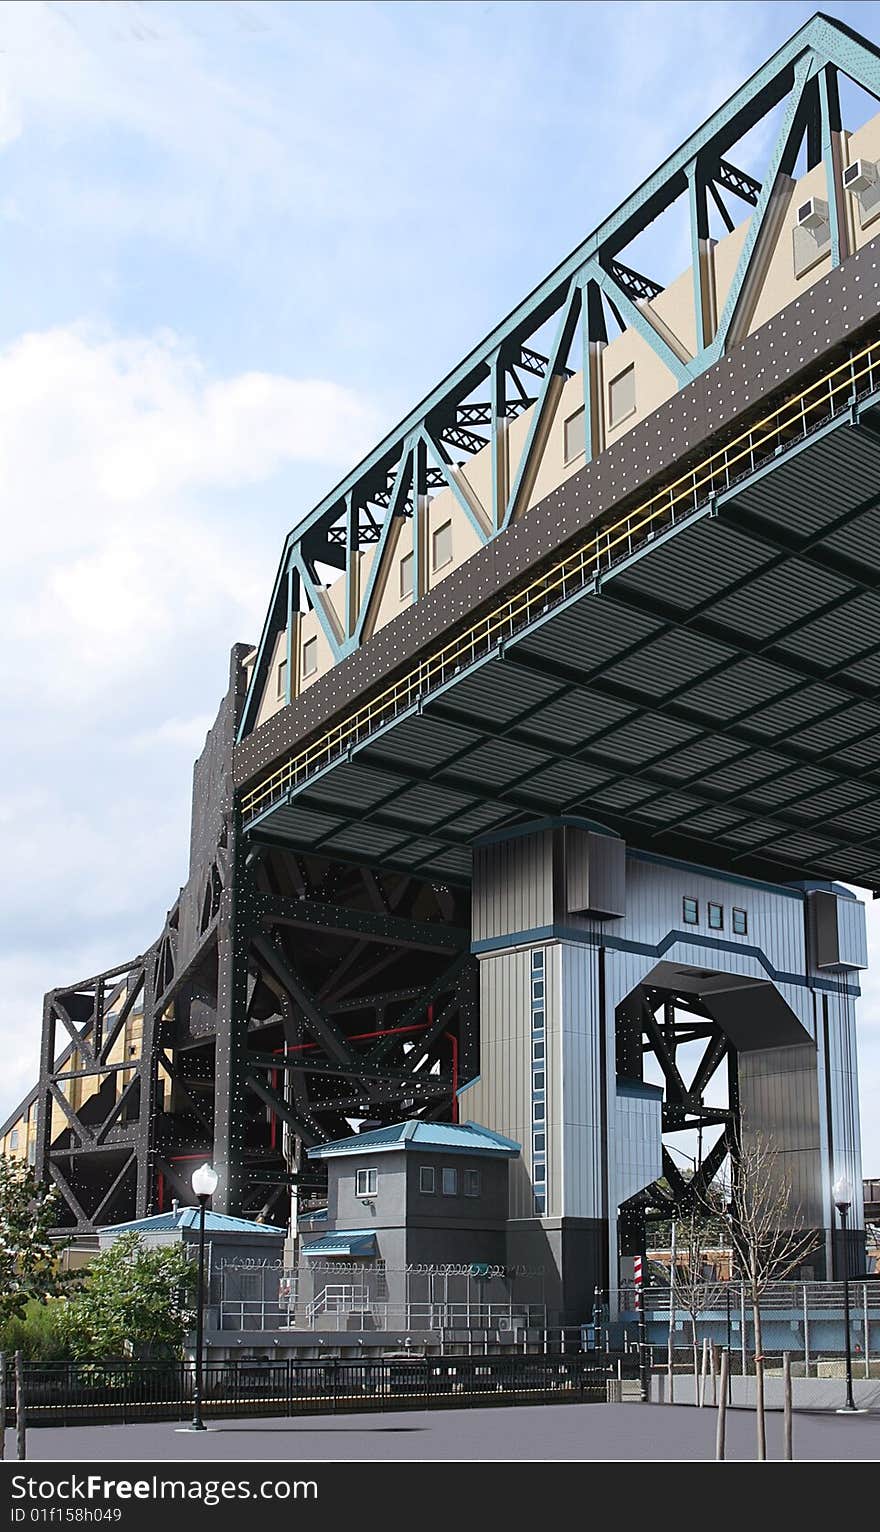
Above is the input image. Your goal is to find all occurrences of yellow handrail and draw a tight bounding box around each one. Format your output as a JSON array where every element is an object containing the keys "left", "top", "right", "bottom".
[{"left": 241, "top": 333, "right": 880, "bottom": 822}]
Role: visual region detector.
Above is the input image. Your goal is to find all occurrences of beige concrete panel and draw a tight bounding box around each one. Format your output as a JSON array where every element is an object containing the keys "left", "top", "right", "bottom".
[
  {"left": 713, "top": 220, "right": 749, "bottom": 314},
  {"left": 841, "top": 117, "right": 880, "bottom": 252},
  {"left": 426, "top": 488, "right": 484, "bottom": 591},
  {"left": 527, "top": 371, "right": 593, "bottom": 507},
  {"left": 749, "top": 162, "right": 832, "bottom": 333},
  {"left": 253, "top": 625, "right": 290, "bottom": 729},
  {"left": 459, "top": 438, "right": 493, "bottom": 522},
  {"left": 366, "top": 515, "right": 410, "bottom": 639},
  {"left": 297, "top": 605, "right": 336, "bottom": 696},
  {"left": 600, "top": 328, "right": 679, "bottom": 450},
  {"left": 648, "top": 263, "right": 699, "bottom": 359}
]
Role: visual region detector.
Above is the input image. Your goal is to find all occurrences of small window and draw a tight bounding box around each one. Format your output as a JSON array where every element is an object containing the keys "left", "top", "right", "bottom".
[
  {"left": 533, "top": 1161, "right": 546, "bottom": 1183},
  {"left": 27, "top": 1143, "right": 36, "bottom": 1167},
  {"left": 356, "top": 1167, "right": 377, "bottom": 1198},
  {"left": 533, "top": 1132, "right": 545, "bottom": 1154},
  {"left": 563, "top": 406, "right": 585, "bottom": 464},
  {"left": 609, "top": 364, "right": 636, "bottom": 428},
  {"left": 533, "top": 1071, "right": 545, "bottom": 1091},
  {"left": 431, "top": 520, "right": 452, "bottom": 572},
  {"left": 531, "top": 949, "right": 544, "bottom": 971},
  {"left": 682, "top": 896, "right": 699, "bottom": 925},
  {"left": 302, "top": 637, "right": 318, "bottom": 678},
  {"left": 9, "top": 1129, "right": 18, "bottom": 1150},
  {"left": 419, "top": 1165, "right": 435, "bottom": 1195},
  {"left": 464, "top": 1169, "right": 481, "bottom": 1198},
  {"left": 399, "top": 551, "right": 414, "bottom": 600},
  {"left": 532, "top": 1009, "right": 544, "bottom": 1032},
  {"left": 708, "top": 902, "right": 723, "bottom": 931},
  {"left": 532, "top": 1039, "right": 545, "bottom": 1062},
  {"left": 534, "top": 1194, "right": 546, "bottom": 1215},
  {"left": 532, "top": 979, "right": 544, "bottom": 1001},
  {"left": 441, "top": 1167, "right": 458, "bottom": 1197},
  {"left": 732, "top": 907, "right": 748, "bottom": 936},
  {"left": 533, "top": 1101, "right": 545, "bottom": 1122},
  {"left": 276, "top": 656, "right": 287, "bottom": 699}
]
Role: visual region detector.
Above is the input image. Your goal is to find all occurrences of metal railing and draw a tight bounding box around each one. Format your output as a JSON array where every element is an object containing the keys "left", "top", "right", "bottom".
[
  {"left": 306, "top": 1284, "right": 370, "bottom": 1323},
  {"left": 620, "top": 1279, "right": 880, "bottom": 1313},
  {"left": 242, "top": 330, "right": 880, "bottom": 823},
  {"left": 5, "top": 1353, "right": 624, "bottom": 1427}
]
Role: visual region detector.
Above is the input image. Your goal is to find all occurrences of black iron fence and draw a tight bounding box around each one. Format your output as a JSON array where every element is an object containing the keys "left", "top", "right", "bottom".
[{"left": 4, "top": 1353, "right": 628, "bottom": 1428}]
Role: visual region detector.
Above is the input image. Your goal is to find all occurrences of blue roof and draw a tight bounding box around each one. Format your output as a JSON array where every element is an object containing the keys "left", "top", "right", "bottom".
[
  {"left": 100, "top": 1207, "right": 287, "bottom": 1236},
  {"left": 308, "top": 1119, "right": 520, "bottom": 1161},
  {"left": 301, "top": 1230, "right": 378, "bottom": 1257}
]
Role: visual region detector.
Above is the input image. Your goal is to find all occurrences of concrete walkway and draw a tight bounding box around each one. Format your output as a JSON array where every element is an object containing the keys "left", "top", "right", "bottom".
[{"left": 13, "top": 1402, "right": 880, "bottom": 1461}]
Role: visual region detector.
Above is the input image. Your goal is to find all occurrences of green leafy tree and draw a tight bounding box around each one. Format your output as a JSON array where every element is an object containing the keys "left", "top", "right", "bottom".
[
  {"left": 0, "top": 1154, "right": 67, "bottom": 1323},
  {"left": 62, "top": 1232, "right": 197, "bottom": 1360}
]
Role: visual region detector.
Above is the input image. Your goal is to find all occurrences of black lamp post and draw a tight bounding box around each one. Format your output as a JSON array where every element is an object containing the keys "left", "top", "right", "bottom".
[
  {"left": 832, "top": 1175, "right": 864, "bottom": 1415},
  {"left": 190, "top": 1162, "right": 219, "bottom": 1432}
]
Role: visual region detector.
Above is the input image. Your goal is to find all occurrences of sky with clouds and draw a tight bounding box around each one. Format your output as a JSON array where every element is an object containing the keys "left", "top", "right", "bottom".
[{"left": 2, "top": 0, "right": 880, "bottom": 1171}]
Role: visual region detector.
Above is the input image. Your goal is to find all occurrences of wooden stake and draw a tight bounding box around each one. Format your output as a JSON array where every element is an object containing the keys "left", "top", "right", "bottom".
[{"left": 716, "top": 1349, "right": 729, "bottom": 1461}]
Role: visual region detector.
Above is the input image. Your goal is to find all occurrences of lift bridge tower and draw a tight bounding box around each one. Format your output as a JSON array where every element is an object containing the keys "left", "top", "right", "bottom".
[{"left": 12, "top": 13, "right": 880, "bottom": 1320}]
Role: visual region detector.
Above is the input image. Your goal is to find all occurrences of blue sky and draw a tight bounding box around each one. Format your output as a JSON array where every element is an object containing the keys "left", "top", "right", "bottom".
[{"left": 2, "top": 0, "right": 880, "bottom": 1171}]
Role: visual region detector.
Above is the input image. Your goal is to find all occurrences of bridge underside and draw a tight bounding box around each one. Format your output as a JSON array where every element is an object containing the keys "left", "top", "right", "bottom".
[{"left": 245, "top": 406, "right": 880, "bottom": 894}]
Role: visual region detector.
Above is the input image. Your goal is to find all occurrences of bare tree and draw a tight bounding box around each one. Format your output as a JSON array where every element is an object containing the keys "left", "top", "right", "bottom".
[
  {"left": 713, "top": 1128, "right": 818, "bottom": 1461},
  {"left": 669, "top": 1204, "right": 726, "bottom": 1403}
]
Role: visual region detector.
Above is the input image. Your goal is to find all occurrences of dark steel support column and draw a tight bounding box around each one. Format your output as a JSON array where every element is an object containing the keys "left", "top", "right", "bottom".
[{"left": 213, "top": 807, "right": 253, "bottom": 1214}]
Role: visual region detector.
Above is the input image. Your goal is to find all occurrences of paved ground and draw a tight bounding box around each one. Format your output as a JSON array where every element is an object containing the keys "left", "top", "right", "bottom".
[{"left": 15, "top": 1402, "right": 880, "bottom": 1461}]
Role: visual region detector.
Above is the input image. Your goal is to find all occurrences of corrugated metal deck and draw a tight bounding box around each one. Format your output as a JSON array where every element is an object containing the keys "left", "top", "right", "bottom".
[{"left": 246, "top": 405, "right": 880, "bottom": 893}]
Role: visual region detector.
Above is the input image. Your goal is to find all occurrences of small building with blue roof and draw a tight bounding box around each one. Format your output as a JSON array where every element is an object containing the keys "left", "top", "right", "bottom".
[{"left": 297, "top": 1120, "right": 521, "bottom": 1310}]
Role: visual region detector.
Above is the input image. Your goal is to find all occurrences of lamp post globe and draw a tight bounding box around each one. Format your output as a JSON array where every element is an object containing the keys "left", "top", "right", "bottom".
[
  {"left": 192, "top": 1162, "right": 219, "bottom": 1201},
  {"left": 833, "top": 1175, "right": 853, "bottom": 1214},
  {"left": 190, "top": 1162, "right": 218, "bottom": 1431}
]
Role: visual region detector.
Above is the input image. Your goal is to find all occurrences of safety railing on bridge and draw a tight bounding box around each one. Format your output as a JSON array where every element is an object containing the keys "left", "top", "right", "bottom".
[
  {"left": 618, "top": 1278, "right": 880, "bottom": 1379},
  {"left": 242, "top": 330, "right": 880, "bottom": 824}
]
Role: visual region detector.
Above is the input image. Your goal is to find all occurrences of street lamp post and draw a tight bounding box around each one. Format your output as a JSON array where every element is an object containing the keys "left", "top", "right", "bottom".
[
  {"left": 832, "top": 1175, "right": 865, "bottom": 1415},
  {"left": 190, "top": 1162, "right": 219, "bottom": 1432}
]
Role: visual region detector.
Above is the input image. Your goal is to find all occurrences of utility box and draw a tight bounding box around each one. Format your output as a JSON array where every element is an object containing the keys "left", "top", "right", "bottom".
[
  {"left": 807, "top": 889, "right": 868, "bottom": 971},
  {"left": 563, "top": 826, "right": 626, "bottom": 919}
]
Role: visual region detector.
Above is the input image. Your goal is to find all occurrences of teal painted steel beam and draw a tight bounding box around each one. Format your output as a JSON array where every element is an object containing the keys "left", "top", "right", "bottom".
[
  {"left": 591, "top": 259, "right": 693, "bottom": 387},
  {"left": 709, "top": 51, "right": 816, "bottom": 360},
  {"left": 290, "top": 546, "right": 345, "bottom": 663},
  {"left": 237, "top": 13, "right": 880, "bottom": 741},
  {"left": 421, "top": 425, "right": 490, "bottom": 544},
  {"left": 277, "top": 14, "right": 836, "bottom": 551},
  {"left": 502, "top": 279, "right": 583, "bottom": 529},
  {"left": 351, "top": 440, "right": 413, "bottom": 646}
]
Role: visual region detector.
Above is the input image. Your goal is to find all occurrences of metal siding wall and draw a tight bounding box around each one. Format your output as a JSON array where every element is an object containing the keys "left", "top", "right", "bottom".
[
  {"left": 466, "top": 949, "right": 533, "bottom": 1219},
  {"left": 472, "top": 832, "right": 554, "bottom": 944},
  {"left": 738, "top": 1045, "right": 823, "bottom": 1227},
  {"left": 824, "top": 988, "right": 864, "bottom": 1229},
  {"left": 838, "top": 898, "right": 869, "bottom": 971},
  {"left": 559, "top": 942, "right": 603, "bottom": 1221},
  {"left": 622, "top": 856, "right": 809, "bottom": 979},
  {"left": 614, "top": 1092, "right": 663, "bottom": 1205}
]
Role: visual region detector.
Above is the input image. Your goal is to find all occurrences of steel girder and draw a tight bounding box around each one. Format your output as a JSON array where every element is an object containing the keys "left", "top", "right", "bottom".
[
  {"left": 237, "top": 13, "right": 880, "bottom": 742},
  {"left": 616, "top": 983, "right": 738, "bottom": 1258},
  {"left": 209, "top": 845, "right": 476, "bottom": 1217}
]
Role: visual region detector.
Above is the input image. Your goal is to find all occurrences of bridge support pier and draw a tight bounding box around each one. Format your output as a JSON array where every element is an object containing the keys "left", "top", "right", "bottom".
[{"left": 463, "top": 818, "right": 867, "bottom": 1323}]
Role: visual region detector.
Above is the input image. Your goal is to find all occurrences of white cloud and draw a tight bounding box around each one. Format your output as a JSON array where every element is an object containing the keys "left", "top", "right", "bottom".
[
  {"left": 0, "top": 317, "right": 375, "bottom": 1122},
  {"left": 0, "top": 322, "right": 374, "bottom": 704}
]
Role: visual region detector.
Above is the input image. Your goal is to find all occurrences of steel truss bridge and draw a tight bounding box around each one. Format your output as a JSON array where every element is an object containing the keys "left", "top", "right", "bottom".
[{"left": 10, "top": 12, "right": 880, "bottom": 1241}]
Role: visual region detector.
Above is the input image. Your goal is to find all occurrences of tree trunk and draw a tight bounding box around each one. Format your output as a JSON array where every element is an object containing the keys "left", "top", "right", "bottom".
[{"left": 753, "top": 1297, "right": 766, "bottom": 1461}]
